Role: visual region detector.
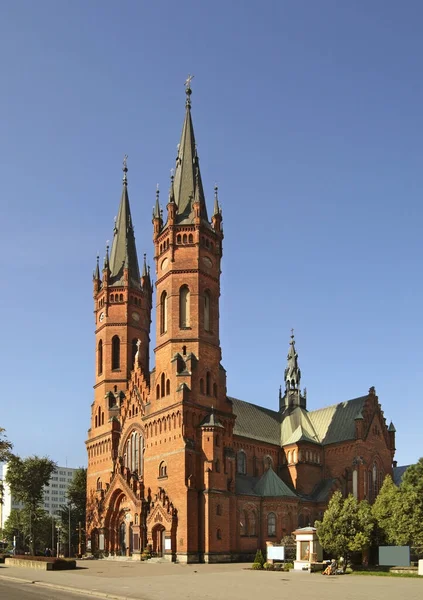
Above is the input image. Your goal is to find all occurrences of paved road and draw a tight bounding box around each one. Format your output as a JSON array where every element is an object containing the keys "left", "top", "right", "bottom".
[{"left": 0, "top": 580, "right": 94, "bottom": 599}]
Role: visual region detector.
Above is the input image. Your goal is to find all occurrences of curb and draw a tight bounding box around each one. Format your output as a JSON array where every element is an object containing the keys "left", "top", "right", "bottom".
[{"left": 0, "top": 574, "right": 132, "bottom": 600}]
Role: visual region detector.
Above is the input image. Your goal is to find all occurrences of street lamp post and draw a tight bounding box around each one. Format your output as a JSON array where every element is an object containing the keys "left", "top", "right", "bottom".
[
  {"left": 68, "top": 502, "right": 72, "bottom": 558},
  {"left": 56, "top": 524, "right": 62, "bottom": 558}
]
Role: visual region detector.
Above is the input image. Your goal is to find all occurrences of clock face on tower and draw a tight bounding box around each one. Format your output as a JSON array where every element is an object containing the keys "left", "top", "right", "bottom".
[
  {"left": 132, "top": 312, "right": 140, "bottom": 322},
  {"left": 99, "top": 312, "right": 105, "bottom": 322}
]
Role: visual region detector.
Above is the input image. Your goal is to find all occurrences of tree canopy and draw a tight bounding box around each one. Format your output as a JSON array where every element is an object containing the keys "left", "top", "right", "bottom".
[
  {"left": 373, "top": 462, "right": 423, "bottom": 556},
  {"left": 0, "top": 427, "right": 12, "bottom": 462},
  {"left": 316, "top": 491, "right": 374, "bottom": 569},
  {"left": 5, "top": 455, "right": 57, "bottom": 554}
]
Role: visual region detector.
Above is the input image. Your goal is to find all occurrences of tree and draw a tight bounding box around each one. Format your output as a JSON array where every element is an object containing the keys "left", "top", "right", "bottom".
[
  {"left": 3, "top": 508, "right": 53, "bottom": 555},
  {"left": 372, "top": 475, "right": 401, "bottom": 546},
  {"left": 57, "top": 468, "right": 87, "bottom": 556},
  {"left": 5, "top": 455, "right": 57, "bottom": 555},
  {"left": 0, "top": 428, "right": 12, "bottom": 462},
  {"left": 374, "top": 463, "right": 423, "bottom": 557},
  {"left": 316, "top": 492, "right": 374, "bottom": 570}
]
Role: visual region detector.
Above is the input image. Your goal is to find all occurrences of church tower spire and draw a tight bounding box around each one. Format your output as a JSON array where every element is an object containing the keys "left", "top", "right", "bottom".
[
  {"left": 280, "top": 331, "right": 306, "bottom": 411},
  {"left": 284, "top": 330, "right": 301, "bottom": 390},
  {"left": 172, "top": 76, "right": 208, "bottom": 223},
  {"left": 108, "top": 155, "right": 141, "bottom": 289}
]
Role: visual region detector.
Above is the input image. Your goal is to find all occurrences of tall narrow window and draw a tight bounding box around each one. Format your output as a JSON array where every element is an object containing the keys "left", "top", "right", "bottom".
[
  {"left": 267, "top": 512, "right": 276, "bottom": 537},
  {"left": 240, "top": 510, "right": 248, "bottom": 536},
  {"left": 179, "top": 285, "right": 190, "bottom": 328},
  {"left": 204, "top": 291, "right": 211, "bottom": 331},
  {"left": 206, "top": 372, "right": 211, "bottom": 395},
  {"left": 131, "top": 338, "right": 138, "bottom": 368},
  {"left": 98, "top": 340, "right": 103, "bottom": 375},
  {"left": 250, "top": 511, "right": 257, "bottom": 536},
  {"left": 111, "top": 336, "right": 120, "bottom": 370},
  {"left": 237, "top": 450, "right": 247, "bottom": 475},
  {"left": 139, "top": 435, "right": 144, "bottom": 475},
  {"left": 132, "top": 432, "right": 138, "bottom": 472},
  {"left": 161, "top": 373, "right": 165, "bottom": 398},
  {"left": 160, "top": 291, "right": 168, "bottom": 334}
]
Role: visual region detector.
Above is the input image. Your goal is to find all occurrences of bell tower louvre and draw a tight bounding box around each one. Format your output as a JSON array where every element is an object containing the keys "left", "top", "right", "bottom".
[{"left": 85, "top": 79, "right": 397, "bottom": 564}]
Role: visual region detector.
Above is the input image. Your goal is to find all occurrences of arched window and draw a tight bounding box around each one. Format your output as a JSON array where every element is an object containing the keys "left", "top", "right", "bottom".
[
  {"left": 267, "top": 512, "right": 276, "bottom": 537},
  {"left": 206, "top": 372, "right": 211, "bottom": 395},
  {"left": 161, "top": 373, "right": 165, "bottom": 398},
  {"left": 98, "top": 340, "right": 103, "bottom": 375},
  {"left": 250, "top": 511, "right": 257, "bottom": 536},
  {"left": 237, "top": 450, "right": 247, "bottom": 475},
  {"left": 156, "top": 384, "right": 160, "bottom": 400},
  {"left": 101, "top": 412, "right": 104, "bottom": 425},
  {"left": 179, "top": 285, "right": 190, "bottom": 328},
  {"left": 132, "top": 338, "right": 138, "bottom": 368},
  {"left": 183, "top": 234, "right": 187, "bottom": 244},
  {"left": 216, "top": 504, "right": 222, "bottom": 516},
  {"left": 188, "top": 234, "right": 193, "bottom": 243},
  {"left": 240, "top": 510, "right": 248, "bottom": 536},
  {"left": 96, "top": 478, "right": 102, "bottom": 491},
  {"left": 160, "top": 291, "right": 168, "bottom": 334},
  {"left": 166, "top": 379, "right": 170, "bottom": 395},
  {"left": 177, "top": 234, "right": 181, "bottom": 244},
  {"left": 200, "top": 378, "right": 204, "bottom": 394},
  {"left": 159, "top": 461, "right": 167, "bottom": 478},
  {"left": 217, "top": 529, "right": 222, "bottom": 540},
  {"left": 95, "top": 415, "right": 98, "bottom": 427},
  {"left": 204, "top": 291, "right": 211, "bottom": 331},
  {"left": 111, "top": 336, "right": 120, "bottom": 370},
  {"left": 373, "top": 463, "right": 378, "bottom": 499},
  {"left": 119, "top": 294, "right": 123, "bottom": 302}
]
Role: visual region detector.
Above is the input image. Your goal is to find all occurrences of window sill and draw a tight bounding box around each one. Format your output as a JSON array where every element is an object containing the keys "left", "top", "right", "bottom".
[
  {"left": 180, "top": 326, "right": 192, "bottom": 330},
  {"left": 158, "top": 475, "right": 168, "bottom": 480}
]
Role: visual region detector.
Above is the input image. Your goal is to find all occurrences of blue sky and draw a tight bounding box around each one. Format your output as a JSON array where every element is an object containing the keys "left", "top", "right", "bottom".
[{"left": 1, "top": 1, "right": 422, "bottom": 468}]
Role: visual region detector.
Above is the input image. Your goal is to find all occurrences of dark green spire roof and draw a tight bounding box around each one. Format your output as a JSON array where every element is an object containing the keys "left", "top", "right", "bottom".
[
  {"left": 172, "top": 81, "right": 208, "bottom": 224},
  {"left": 109, "top": 157, "right": 141, "bottom": 289}
]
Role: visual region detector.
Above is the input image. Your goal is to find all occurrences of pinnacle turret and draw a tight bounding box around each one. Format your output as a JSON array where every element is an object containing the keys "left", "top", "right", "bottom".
[
  {"left": 284, "top": 330, "right": 301, "bottom": 391},
  {"left": 108, "top": 156, "right": 141, "bottom": 289}
]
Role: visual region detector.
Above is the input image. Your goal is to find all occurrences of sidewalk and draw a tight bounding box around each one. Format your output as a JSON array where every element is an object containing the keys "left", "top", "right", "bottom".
[{"left": 0, "top": 559, "right": 422, "bottom": 600}]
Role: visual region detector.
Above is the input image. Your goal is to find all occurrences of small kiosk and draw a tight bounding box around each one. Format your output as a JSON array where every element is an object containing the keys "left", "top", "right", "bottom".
[{"left": 292, "top": 527, "right": 323, "bottom": 571}]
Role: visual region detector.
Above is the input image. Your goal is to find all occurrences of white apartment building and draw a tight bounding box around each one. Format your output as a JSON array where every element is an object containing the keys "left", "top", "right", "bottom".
[{"left": 0, "top": 464, "right": 77, "bottom": 529}]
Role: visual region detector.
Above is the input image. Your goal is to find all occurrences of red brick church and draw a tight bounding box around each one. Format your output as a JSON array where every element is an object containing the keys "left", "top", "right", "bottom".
[{"left": 86, "top": 82, "right": 396, "bottom": 563}]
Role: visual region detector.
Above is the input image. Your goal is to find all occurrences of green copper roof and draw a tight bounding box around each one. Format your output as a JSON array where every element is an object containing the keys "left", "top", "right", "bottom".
[
  {"left": 253, "top": 467, "right": 297, "bottom": 498},
  {"left": 109, "top": 169, "right": 141, "bottom": 289},
  {"left": 308, "top": 396, "right": 367, "bottom": 445},
  {"left": 172, "top": 90, "right": 208, "bottom": 225}
]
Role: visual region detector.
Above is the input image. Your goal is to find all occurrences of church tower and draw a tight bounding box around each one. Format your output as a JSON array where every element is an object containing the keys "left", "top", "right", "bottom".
[
  {"left": 87, "top": 157, "right": 152, "bottom": 505},
  {"left": 143, "top": 79, "right": 232, "bottom": 563}
]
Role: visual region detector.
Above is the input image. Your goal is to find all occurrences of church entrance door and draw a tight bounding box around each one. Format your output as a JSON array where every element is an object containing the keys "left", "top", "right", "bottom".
[
  {"left": 119, "top": 521, "right": 126, "bottom": 556},
  {"left": 152, "top": 524, "right": 165, "bottom": 557}
]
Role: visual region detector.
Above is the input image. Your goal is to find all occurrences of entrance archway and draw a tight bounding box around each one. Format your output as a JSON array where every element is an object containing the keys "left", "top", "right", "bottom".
[{"left": 152, "top": 524, "right": 166, "bottom": 557}]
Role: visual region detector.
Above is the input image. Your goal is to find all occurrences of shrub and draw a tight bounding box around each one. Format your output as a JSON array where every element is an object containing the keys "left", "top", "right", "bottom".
[
  {"left": 251, "top": 562, "right": 263, "bottom": 570},
  {"left": 263, "top": 562, "right": 274, "bottom": 570},
  {"left": 253, "top": 549, "right": 265, "bottom": 567},
  {"left": 283, "top": 562, "right": 294, "bottom": 571}
]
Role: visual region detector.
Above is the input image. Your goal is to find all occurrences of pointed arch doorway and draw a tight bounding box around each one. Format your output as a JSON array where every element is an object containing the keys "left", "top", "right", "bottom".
[{"left": 152, "top": 524, "right": 166, "bottom": 557}]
